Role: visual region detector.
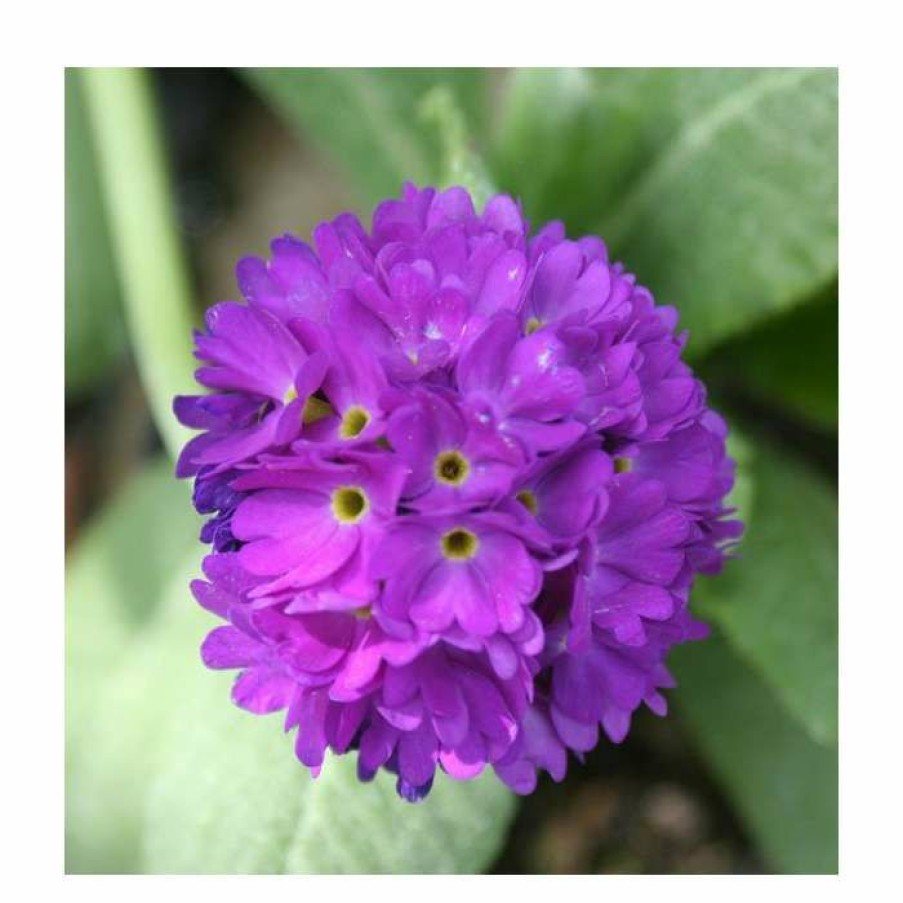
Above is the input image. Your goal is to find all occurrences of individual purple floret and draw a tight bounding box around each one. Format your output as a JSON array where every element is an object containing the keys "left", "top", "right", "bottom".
[{"left": 174, "top": 183, "right": 741, "bottom": 801}]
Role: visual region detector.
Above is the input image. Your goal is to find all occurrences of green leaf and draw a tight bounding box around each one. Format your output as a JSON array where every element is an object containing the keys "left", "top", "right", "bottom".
[
  {"left": 493, "top": 69, "right": 662, "bottom": 235},
  {"left": 65, "top": 460, "right": 200, "bottom": 873},
  {"left": 65, "top": 459, "right": 197, "bottom": 634},
  {"left": 694, "top": 437, "right": 837, "bottom": 745},
  {"left": 494, "top": 68, "right": 838, "bottom": 354},
  {"left": 65, "top": 69, "right": 126, "bottom": 396},
  {"left": 144, "top": 663, "right": 516, "bottom": 873},
  {"left": 672, "top": 634, "right": 837, "bottom": 873},
  {"left": 142, "top": 665, "right": 306, "bottom": 875},
  {"left": 703, "top": 295, "right": 838, "bottom": 430},
  {"left": 724, "top": 428, "right": 756, "bottom": 528},
  {"left": 67, "top": 553, "right": 208, "bottom": 873},
  {"left": 283, "top": 756, "right": 514, "bottom": 874},
  {"left": 241, "top": 68, "right": 490, "bottom": 206}
]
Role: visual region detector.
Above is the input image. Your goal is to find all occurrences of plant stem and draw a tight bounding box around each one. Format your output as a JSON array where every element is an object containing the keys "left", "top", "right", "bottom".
[
  {"left": 419, "top": 86, "right": 496, "bottom": 210},
  {"left": 81, "top": 67, "right": 197, "bottom": 460}
]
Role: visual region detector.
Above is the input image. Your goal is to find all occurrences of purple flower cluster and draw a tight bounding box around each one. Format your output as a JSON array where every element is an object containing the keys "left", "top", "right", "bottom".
[{"left": 175, "top": 184, "right": 741, "bottom": 801}]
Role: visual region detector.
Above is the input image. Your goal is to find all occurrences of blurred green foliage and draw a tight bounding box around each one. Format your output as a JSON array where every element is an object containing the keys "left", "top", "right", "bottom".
[
  {"left": 66, "top": 463, "right": 198, "bottom": 871},
  {"left": 705, "top": 293, "right": 838, "bottom": 430},
  {"left": 693, "top": 438, "right": 838, "bottom": 746},
  {"left": 244, "top": 68, "right": 489, "bottom": 207},
  {"left": 672, "top": 634, "right": 837, "bottom": 873},
  {"left": 65, "top": 70, "right": 126, "bottom": 397},
  {"left": 494, "top": 69, "right": 838, "bottom": 355},
  {"left": 66, "top": 68, "right": 838, "bottom": 874}
]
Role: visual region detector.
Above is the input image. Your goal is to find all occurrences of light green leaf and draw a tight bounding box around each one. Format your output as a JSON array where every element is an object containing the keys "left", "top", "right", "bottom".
[
  {"left": 145, "top": 663, "right": 516, "bottom": 874},
  {"left": 284, "top": 756, "right": 514, "bottom": 874},
  {"left": 65, "top": 68, "right": 126, "bottom": 396},
  {"left": 67, "top": 553, "right": 208, "bottom": 873},
  {"left": 606, "top": 68, "right": 838, "bottom": 353},
  {"left": 724, "top": 428, "right": 756, "bottom": 528},
  {"left": 703, "top": 296, "right": 838, "bottom": 430},
  {"left": 672, "top": 634, "right": 837, "bottom": 873},
  {"left": 241, "top": 68, "right": 490, "bottom": 206},
  {"left": 494, "top": 68, "right": 838, "bottom": 354},
  {"left": 65, "top": 460, "right": 200, "bottom": 873},
  {"left": 142, "top": 665, "right": 305, "bottom": 875},
  {"left": 694, "top": 437, "right": 837, "bottom": 745},
  {"left": 65, "top": 460, "right": 197, "bottom": 745},
  {"left": 65, "top": 460, "right": 196, "bottom": 631}
]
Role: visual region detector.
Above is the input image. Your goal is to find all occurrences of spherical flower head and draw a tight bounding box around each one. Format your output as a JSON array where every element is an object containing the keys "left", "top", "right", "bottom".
[{"left": 175, "top": 183, "right": 742, "bottom": 801}]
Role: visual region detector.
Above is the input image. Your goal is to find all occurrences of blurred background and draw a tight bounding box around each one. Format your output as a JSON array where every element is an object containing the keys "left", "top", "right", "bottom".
[{"left": 65, "top": 68, "right": 838, "bottom": 874}]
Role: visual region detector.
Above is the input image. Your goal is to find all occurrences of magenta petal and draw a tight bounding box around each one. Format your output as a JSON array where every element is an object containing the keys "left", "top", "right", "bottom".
[
  {"left": 551, "top": 705, "right": 598, "bottom": 753},
  {"left": 294, "top": 692, "right": 330, "bottom": 767},
  {"left": 440, "top": 745, "right": 486, "bottom": 780},
  {"left": 234, "top": 489, "right": 359, "bottom": 590},
  {"left": 195, "top": 302, "right": 308, "bottom": 399},
  {"left": 412, "top": 563, "right": 487, "bottom": 635},
  {"left": 529, "top": 241, "right": 583, "bottom": 322},
  {"left": 476, "top": 533, "right": 541, "bottom": 633},
  {"left": 476, "top": 249, "right": 528, "bottom": 316},
  {"left": 456, "top": 313, "right": 518, "bottom": 395},
  {"left": 377, "top": 697, "right": 424, "bottom": 731},
  {"left": 397, "top": 721, "right": 439, "bottom": 787},
  {"left": 232, "top": 667, "right": 295, "bottom": 714},
  {"left": 201, "top": 626, "right": 260, "bottom": 669},
  {"left": 358, "top": 718, "right": 398, "bottom": 773}
]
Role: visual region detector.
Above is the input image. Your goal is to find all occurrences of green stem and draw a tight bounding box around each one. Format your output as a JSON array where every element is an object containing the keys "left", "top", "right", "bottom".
[
  {"left": 81, "top": 68, "right": 197, "bottom": 460},
  {"left": 419, "top": 86, "right": 496, "bottom": 210}
]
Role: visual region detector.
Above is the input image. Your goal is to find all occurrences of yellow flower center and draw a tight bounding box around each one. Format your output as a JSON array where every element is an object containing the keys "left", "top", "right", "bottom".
[
  {"left": 340, "top": 406, "right": 370, "bottom": 439},
  {"left": 614, "top": 457, "right": 633, "bottom": 474},
  {"left": 303, "top": 395, "right": 334, "bottom": 424},
  {"left": 525, "top": 317, "right": 543, "bottom": 335},
  {"left": 331, "top": 486, "right": 369, "bottom": 524},
  {"left": 516, "top": 489, "right": 539, "bottom": 515},
  {"left": 434, "top": 450, "right": 470, "bottom": 486},
  {"left": 441, "top": 527, "right": 479, "bottom": 561}
]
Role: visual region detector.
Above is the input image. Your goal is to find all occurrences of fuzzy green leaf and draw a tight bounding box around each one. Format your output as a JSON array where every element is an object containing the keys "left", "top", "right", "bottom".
[
  {"left": 145, "top": 664, "right": 517, "bottom": 874},
  {"left": 283, "top": 757, "right": 514, "bottom": 874},
  {"left": 66, "top": 554, "right": 205, "bottom": 873},
  {"left": 65, "top": 461, "right": 200, "bottom": 873}
]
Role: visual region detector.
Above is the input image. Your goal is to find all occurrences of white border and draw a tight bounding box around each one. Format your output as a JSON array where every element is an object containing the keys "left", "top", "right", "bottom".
[{"left": 5, "top": 0, "right": 902, "bottom": 896}]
